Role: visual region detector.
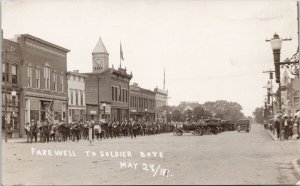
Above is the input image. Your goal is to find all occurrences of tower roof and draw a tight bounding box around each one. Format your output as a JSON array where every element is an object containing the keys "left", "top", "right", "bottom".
[{"left": 92, "top": 37, "right": 108, "bottom": 54}]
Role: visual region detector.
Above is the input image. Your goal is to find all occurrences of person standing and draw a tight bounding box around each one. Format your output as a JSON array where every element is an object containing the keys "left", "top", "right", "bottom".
[
  {"left": 25, "top": 122, "right": 31, "bottom": 143},
  {"left": 30, "top": 119, "right": 38, "bottom": 143}
]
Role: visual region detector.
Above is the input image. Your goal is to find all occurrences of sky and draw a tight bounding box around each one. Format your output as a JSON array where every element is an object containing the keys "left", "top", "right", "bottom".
[{"left": 2, "top": 0, "right": 299, "bottom": 117}]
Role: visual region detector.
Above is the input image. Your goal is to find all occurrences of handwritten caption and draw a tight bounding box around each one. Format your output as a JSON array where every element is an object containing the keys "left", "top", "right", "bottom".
[{"left": 31, "top": 147, "right": 173, "bottom": 177}]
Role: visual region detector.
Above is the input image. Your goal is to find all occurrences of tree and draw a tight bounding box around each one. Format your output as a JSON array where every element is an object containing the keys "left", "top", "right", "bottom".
[
  {"left": 202, "top": 100, "right": 245, "bottom": 121},
  {"left": 252, "top": 107, "right": 264, "bottom": 123},
  {"left": 171, "top": 110, "right": 183, "bottom": 122}
]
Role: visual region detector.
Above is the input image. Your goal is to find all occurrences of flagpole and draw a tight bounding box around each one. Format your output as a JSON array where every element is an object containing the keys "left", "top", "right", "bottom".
[{"left": 120, "top": 41, "right": 121, "bottom": 68}]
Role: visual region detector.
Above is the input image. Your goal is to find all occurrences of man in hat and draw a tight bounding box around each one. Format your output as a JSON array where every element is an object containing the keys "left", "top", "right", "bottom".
[{"left": 275, "top": 115, "right": 281, "bottom": 140}]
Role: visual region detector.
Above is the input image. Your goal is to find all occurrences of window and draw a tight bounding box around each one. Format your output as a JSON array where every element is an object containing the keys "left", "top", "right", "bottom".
[
  {"left": 80, "top": 91, "right": 83, "bottom": 105},
  {"left": 53, "top": 73, "right": 57, "bottom": 91},
  {"left": 27, "top": 66, "right": 32, "bottom": 87},
  {"left": 43, "top": 66, "right": 50, "bottom": 90},
  {"left": 114, "top": 87, "right": 118, "bottom": 101},
  {"left": 2, "top": 63, "right": 7, "bottom": 82},
  {"left": 111, "top": 87, "right": 114, "bottom": 101},
  {"left": 125, "top": 90, "right": 128, "bottom": 103},
  {"left": 71, "top": 91, "right": 74, "bottom": 105},
  {"left": 122, "top": 89, "right": 125, "bottom": 102},
  {"left": 36, "top": 68, "right": 40, "bottom": 88},
  {"left": 60, "top": 75, "right": 64, "bottom": 92},
  {"left": 11, "top": 65, "right": 17, "bottom": 84},
  {"left": 75, "top": 91, "right": 78, "bottom": 105}
]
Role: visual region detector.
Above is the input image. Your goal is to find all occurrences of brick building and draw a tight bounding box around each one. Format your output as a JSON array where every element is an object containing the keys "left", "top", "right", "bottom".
[
  {"left": 67, "top": 70, "right": 87, "bottom": 122},
  {"left": 84, "top": 37, "right": 132, "bottom": 122},
  {"left": 2, "top": 36, "right": 22, "bottom": 138},
  {"left": 16, "top": 34, "right": 70, "bottom": 137},
  {"left": 130, "top": 83, "right": 156, "bottom": 121}
]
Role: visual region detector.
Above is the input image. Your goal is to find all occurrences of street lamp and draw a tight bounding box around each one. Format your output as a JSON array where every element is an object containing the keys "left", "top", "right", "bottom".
[{"left": 266, "top": 33, "right": 296, "bottom": 111}]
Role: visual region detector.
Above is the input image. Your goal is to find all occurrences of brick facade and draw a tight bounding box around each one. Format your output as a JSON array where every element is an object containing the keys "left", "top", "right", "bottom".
[
  {"left": 2, "top": 38, "right": 22, "bottom": 138},
  {"left": 84, "top": 67, "right": 132, "bottom": 122},
  {"left": 16, "top": 34, "right": 69, "bottom": 137}
]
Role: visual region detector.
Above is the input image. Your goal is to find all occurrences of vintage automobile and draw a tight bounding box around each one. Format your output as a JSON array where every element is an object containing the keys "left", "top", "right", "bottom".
[
  {"left": 221, "top": 120, "right": 236, "bottom": 131},
  {"left": 236, "top": 119, "right": 250, "bottom": 133},
  {"left": 172, "top": 121, "right": 204, "bottom": 136},
  {"left": 172, "top": 119, "right": 222, "bottom": 136}
]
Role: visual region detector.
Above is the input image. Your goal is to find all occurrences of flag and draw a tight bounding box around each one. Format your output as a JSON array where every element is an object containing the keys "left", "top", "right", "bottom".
[
  {"left": 46, "top": 98, "right": 54, "bottom": 124},
  {"left": 120, "top": 42, "right": 124, "bottom": 61}
]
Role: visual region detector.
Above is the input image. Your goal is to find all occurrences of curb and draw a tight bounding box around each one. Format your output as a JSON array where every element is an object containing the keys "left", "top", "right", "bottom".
[{"left": 292, "top": 158, "right": 300, "bottom": 182}]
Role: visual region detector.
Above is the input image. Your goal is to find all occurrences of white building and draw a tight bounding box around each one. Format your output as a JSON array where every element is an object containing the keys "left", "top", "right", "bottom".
[
  {"left": 67, "top": 70, "right": 88, "bottom": 122},
  {"left": 154, "top": 87, "right": 168, "bottom": 122}
]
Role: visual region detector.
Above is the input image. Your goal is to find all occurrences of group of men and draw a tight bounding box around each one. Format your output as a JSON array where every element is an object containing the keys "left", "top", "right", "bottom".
[
  {"left": 269, "top": 114, "right": 300, "bottom": 140},
  {"left": 24, "top": 119, "right": 174, "bottom": 143},
  {"left": 88, "top": 119, "right": 174, "bottom": 141}
]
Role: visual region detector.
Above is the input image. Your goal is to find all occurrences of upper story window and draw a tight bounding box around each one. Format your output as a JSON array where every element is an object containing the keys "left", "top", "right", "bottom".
[
  {"left": 75, "top": 90, "right": 78, "bottom": 105},
  {"left": 11, "top": 65, "right": 17, "bottom": 84},
  {"left": 2, "top": 63, "right": 7, "bottom": 82},
  {"left": 43, "top": 66, "right": 50, "bottom": 90},
  {"left": 71, "top": 90, "right": 74, "bottom": 105},
  {"left": 60, "top": 75, "right": 64, "bottom": 92},
  {"left": 53, "top": 73, "right": 57, "bottom": 91},
  {"left": 36, "top": 68, "right": 40, "bottom": 89},
  {"left": 80, "top": 91, "right": 84, "bottom": 105},
  {"left": 27, "top": 66, "right": 32, "bottom": 87},
  {"left": 112, "top": 86, "right": 114, "bottom": 101}
]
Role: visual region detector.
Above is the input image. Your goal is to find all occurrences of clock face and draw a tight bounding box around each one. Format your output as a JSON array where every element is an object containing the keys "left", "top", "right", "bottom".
[{"left": 95, "top": 58, "right": 101, "bottom": 65}]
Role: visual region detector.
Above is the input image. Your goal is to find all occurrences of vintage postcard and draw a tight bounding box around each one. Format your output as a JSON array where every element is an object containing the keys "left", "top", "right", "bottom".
[{"left": 1, "top": 0, "right": 300, "bottom": 185}]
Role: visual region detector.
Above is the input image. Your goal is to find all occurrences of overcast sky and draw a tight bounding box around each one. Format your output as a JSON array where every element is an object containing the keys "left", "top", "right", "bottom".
[{"left": 2, "top": 0, "right": 298, "bottom": 116}]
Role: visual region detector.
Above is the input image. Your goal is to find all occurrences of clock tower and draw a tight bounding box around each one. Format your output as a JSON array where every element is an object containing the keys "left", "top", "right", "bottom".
[{"left": 92, "top": 37, "right": 109, "bottom": 73}]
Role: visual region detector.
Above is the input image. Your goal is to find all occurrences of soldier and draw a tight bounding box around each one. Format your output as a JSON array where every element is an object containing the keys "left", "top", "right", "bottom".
[
  {"left": 108, "top": 121, "right": 113, "bottom": 138},
  {"left": 29, "top": 119, "right": 38, "bottom": 143},
  {"left": 132, "top": 120, "right": 138, "bottom": 138},
  {"left": 112, "top": 121, "right": 118, "bottom": 138}
]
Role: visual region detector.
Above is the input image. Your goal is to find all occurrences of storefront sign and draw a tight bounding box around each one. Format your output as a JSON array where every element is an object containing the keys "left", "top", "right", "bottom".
[{"left": 90, "top": 110, "right": 97, "bottom": 115}]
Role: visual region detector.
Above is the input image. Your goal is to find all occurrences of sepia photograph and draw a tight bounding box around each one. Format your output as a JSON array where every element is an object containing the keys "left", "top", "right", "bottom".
[{"left": 1, "top": 0, "right": 300, "bottom": 185}]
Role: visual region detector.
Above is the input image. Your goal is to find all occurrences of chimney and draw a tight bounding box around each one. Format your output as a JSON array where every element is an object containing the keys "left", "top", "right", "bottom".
[{"left": 73, "top": 70, "right": 79, "bottom": 73}]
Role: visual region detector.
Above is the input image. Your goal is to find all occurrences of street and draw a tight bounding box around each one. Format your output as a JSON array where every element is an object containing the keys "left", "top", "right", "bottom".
[{"left": 3, "top": 123, "right": 300, "bottom": 185}]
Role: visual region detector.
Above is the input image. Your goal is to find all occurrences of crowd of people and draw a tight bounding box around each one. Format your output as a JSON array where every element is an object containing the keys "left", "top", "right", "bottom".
[
  {"left": 264, "top": 114, "right": 300, "bottom": 140},
  {"left": 24, "top": 119, "right": 175, "bottom": 143}
]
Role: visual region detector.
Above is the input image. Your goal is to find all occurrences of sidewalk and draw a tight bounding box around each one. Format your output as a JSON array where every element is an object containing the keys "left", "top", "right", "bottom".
[
  {"left": 265, "top": 129, "right": 300, "bottom": 142},
  {"left": 265, "top": 129, "right": 300, "bottom": 183}
]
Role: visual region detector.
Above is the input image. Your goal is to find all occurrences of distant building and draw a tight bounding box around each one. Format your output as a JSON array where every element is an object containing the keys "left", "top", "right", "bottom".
[
  {"left": 67, "top": 70, "right": 88, "bottom": 122},
  {"left": 17, "top": 34, "right": 70, "bottom": 137},
  {"left": 84, "top": 37, "right": 132, "bottom": 122},
  {"left": 2, "top": 35, "right": 22, "bottom": 138},
  {"left": 130, "top": 83, "right": 156, "bottom": 122},
  {"left": 154, "top": 87, "right": 168, "bottom": 122},
  {"left": 178, "top": 101, "right": 200, "bottom": 112}
]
